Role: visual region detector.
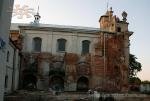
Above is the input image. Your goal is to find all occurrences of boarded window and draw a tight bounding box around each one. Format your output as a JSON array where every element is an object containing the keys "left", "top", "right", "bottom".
[
  {"left": 57, "top": 39, "right": 66, "bottom": 52},
  {"left": 82, "top": 40, "right": 90, "bottom": 54},
  {"left": 33, "top": 37, "right": 42, "bottom": 52}
]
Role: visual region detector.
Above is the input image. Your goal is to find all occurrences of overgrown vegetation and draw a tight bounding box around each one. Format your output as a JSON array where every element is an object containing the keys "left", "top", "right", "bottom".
[
  {"left": 129, "top": 54, "right": 142, "bottom": 77},
  {"left": 129, "top": 54, "right": 142, "bottom": 92}
]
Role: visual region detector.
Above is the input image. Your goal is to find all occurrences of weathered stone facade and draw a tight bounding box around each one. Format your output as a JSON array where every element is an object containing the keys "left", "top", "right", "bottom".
[{"left": 10, "top": 8, "right": 133, "bottom": 92}]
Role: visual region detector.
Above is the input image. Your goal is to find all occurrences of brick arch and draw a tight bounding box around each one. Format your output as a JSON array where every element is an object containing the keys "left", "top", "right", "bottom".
[
  {"left": 77, "top": 76, "right": 89, "bottom": 91},
  {"left": 49, "top": 76, "right": 64, "bottom": 91}
]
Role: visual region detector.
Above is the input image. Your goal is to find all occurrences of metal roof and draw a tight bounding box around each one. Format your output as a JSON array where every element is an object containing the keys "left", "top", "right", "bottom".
[{"left": 10, "top": 23, "right": 100, "bottom": 34}]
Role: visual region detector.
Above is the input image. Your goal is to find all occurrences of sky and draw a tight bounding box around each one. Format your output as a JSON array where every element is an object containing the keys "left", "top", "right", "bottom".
[{"left": 12, "top": 0, "right": 150, "bottom": 81}]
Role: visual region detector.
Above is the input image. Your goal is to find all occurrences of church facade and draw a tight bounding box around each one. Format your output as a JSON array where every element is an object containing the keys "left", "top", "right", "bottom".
[{"left": 10, "top": 8, "right": 133, "bottom": 92}]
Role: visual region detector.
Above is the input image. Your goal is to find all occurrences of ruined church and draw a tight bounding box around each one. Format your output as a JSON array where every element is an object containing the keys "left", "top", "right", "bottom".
[{"left": 10, "top": 7, "right": 133, "bottom": 92}]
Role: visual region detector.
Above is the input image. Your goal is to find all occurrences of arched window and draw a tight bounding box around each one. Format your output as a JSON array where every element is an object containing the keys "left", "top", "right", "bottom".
[
  {"left": 77, "top": 76, "right": 89, "bottom": 91},
  {"left": 33, "top": 37, "right": 42, "bottom": 52},
  {"left": 57, "top": 38, "right": 66, "bottom": 52},
  {"left": 82, "top": 40, "right": 90, "bottom": 54}
]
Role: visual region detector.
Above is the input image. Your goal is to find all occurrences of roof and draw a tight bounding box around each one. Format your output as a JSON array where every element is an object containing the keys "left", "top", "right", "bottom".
[{"left": 10, "top": 23, "right": 101, "bottom": 34}]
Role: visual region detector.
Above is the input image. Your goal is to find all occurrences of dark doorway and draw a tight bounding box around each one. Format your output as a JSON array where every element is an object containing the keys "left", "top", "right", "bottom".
[
  {"left": 50, "top": 76, "right": 64, "bottom": 91},
  {"left": 77, "top": 76, "right": 89, "bottom": 91}
]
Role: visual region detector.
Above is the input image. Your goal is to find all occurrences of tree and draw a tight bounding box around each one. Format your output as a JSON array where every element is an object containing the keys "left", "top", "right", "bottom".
[
  {"left": 129, "top": 77, "right": 141, "bottom": 84},
  {"left": 129, "top": 54, "right": 142, "bottom": 77},
  {"left": 129, "top": 77, "right": 141, "bottom": 91}
]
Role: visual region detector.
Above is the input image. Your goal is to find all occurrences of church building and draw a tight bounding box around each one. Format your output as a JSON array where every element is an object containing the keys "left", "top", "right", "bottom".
[{"left": 10, "top": 7, "right": 133, "bottom": 92}]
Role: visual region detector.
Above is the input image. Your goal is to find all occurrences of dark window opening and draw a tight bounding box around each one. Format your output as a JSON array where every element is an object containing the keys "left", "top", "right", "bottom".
[
  {"left": 50, "top": 76, "right": 64, "bottom": 91},
  {"left": 114, "top": 66, "right": 121, "bottom": 76},
  {"left": 33, "top": 37, "right": 42, "bottom": 52},
  {"left": 82, "top": 40, "right": 90, "bottom": 54},
  {"left": 117, "top": 27, "right": 121, "bottom": 32},
  {"left": 57, "top": 39, "right": 66, "bottom": 52},
  {"left": 6, "top": 51, "right": 9, "bottom": 62},
  {"left": 77, "top": 76, "right": 89, "bottom": 91},
  {"left": 5, "top": 75, "right": 8, "bottom": 88}
]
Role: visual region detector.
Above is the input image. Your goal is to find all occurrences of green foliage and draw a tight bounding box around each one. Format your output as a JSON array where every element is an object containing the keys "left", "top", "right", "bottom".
[
  {"left": 129, "top": 77, "right": 141, "bottom": 92},
  {"left": 129, "top": 77, "right": 141, "bottom": 84},
  {"left": 129, "top": 54, "right": 142, "bottom": 77}
]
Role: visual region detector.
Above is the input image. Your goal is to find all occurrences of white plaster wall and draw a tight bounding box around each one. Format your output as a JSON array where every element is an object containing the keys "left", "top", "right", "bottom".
[
  {"left": 5, "top": 43, "right": 14, "bottom": 93},
  {"left": 22, "top": 30, "right": 99, "bottom": 55},
  {"left": 5, "top": 66, "right": 13, "bottom": 93},
  {"left": 5, "top": 43, "right": 20, "bottom": 93},
  {"left": 77, "top": 34, "right": 97, "bottom": 55},
  {"left": 6, "top": 44, "right": 14, "bottom": 67},
  {"left": 46, "top": 32, "right": 53, "bottom": 53},
  {"left": 14, "top": 50, "right": 19, "bottom": 90},
  {"left": 52, "top": 32, "right": 74, "bottom": 54},
  {"left": 0, "top": 0, "right": 14, "bottom": 100},
  {"left": 23, "top": 31, "right": 50, "bottom": 52}
]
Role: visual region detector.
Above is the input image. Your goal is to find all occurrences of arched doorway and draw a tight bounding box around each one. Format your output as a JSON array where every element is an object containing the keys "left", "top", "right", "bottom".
[
  {"left": 77, "top": 76, "right": 89, "bottom": 91},
  {"left": 50, "top": 76, "right": 64, "bottom": 91}
]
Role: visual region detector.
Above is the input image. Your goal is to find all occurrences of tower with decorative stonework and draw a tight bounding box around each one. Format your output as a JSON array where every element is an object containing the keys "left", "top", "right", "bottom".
[{"left": 91, "top": 7, "right": 133, "bottom": 92}]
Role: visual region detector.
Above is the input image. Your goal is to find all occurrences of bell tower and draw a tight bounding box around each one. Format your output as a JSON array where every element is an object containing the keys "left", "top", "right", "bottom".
[
  {"left": 99, "top": 7, "right": 116, "bottom": 32},
  {"left": 97, "top": 8, "right": 133, "bottom": 92},
  {"left": 99, "top": 7, "right": 131, "bottom": 34}
]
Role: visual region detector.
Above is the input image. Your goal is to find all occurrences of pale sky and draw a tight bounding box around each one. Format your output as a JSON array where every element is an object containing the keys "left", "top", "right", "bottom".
[{"left": 12, "top": 0, "right": 150, "bottom": 81}]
